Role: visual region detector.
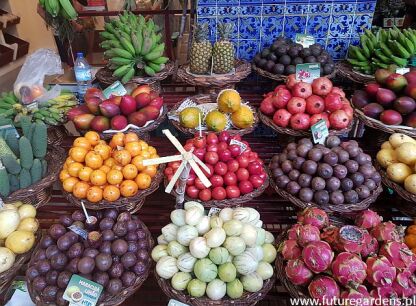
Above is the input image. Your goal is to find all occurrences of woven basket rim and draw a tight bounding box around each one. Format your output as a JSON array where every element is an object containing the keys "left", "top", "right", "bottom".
[
  {"left": 336, "top": 61, "right": 375, "bottom": 84},
  {"left": 169, "top": 93, "right": 259, "bottom": 136},
  {"left": 252, "top": 64, "right": 337, "bottom": 81}
]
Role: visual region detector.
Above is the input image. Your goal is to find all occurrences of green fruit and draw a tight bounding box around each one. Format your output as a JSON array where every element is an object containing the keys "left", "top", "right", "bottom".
[
  {"left": 179, "top": 107, "right": 202, "bottom": 128},
  {"left": 32, "top": 121, "right": 47, "bottom": 158},
  {"left": 205, "top": 110, "right": 227, "bottom": 132},
  {"left": 0, "top": 166, "right": 10, "bottom": 197},
  {"left": 19, "top": 136, "right": 34, "bottom": 170},
  {"left": 30, "top": 159, "right": 42, "bottom": 183},
  {"left": 19, "top": 168, "right": 32, "bottom": 189}
]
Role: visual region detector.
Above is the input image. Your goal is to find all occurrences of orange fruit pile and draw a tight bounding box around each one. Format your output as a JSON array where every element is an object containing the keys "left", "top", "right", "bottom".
[{"left": 60, "top": 131, "right": 159, "bottom": 203}]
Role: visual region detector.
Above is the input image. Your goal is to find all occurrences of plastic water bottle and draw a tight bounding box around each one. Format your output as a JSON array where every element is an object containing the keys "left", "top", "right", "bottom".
[{"left": 74, "top": 52, "right": 92, "bottom": 100}]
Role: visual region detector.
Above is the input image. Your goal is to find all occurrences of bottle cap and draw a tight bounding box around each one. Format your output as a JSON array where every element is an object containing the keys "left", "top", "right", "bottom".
[{"left": 76, "top": 52, "right": 84, "bottom": 58}]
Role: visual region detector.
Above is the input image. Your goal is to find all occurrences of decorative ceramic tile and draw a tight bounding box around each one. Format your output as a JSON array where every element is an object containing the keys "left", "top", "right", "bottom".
[
  {"left": 315, "top": 38, "right": 327, "bottom": 48},
  {"left": 353, "top": 14, "right": 373, "bottom": 36},
  {"left": 196, "top": 17, "right": 217, "bottom": 41},
  {"left": 240, "top": 17, "right": 261, "bottom": 39},
  {"left": 306, "top": 15, "right": 330, "bottom": 37},
  {"left": 262, "top": 5, "right": 284, "bottom": 15},
  {"left": 240, "top": 5, "right": 261, "bottom": 16},
  {"left": 197, "top": 6, "right": 217, "bottom": 17},
  {"left": 285, "top": 4, "right": 303, "bottom": 14},
  {"left": 309, "top": 3, "right": 332, "bottom": 14},
  {"left": 333, "top": 3, "right": 355, "bottom": 13},
  {"left": 262, "top": 16, "right": 284, "bottom": 38},
  {"left": 217, "top": 17, "right": 239, "bottom": 39},
  {"left": 284, "top": 16, "right": 307, "bottom": 39},
  {"left": 217, "top": 0, "right": 238, "bottom": 4},
  {"left": 238, "top": 40, "right": 260, "bottom": 60},
  {"left": 357, "top": 1, "right": 376, "bottom": 13},
  {"left": 217, "top": 6, "right": 239, "bottom": 16},
  {"left": 329, "top": 14, "right": 354, "bottom": 37},
  {"left": 197, "top": 0, "right": 217, "bottom": 6},
  {"left": 327, "top": 38, "right": 350, "bottom": 59}
]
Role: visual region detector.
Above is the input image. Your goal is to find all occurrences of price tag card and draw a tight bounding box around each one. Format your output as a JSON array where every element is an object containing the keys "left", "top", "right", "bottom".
[
  {"left": 26, "top": 102, "right": 38, "bottom": 111},
  {"left": 103, "top": 81, "right": 127, "bottom": 99},
  {"left": 63, "top": 275, "right": 103, "bottom": 306},
  {"left": 311, "top": 119, "right": 329, "bottom": 144},
  {"left": 68, "top": 225, "right": 88, "bottom": 240},
  {"left": 396, "top": 67, "right": 410, "bottom": 75},
  {"left": 229, "top": 139, "right": 247, "bottom": 154},
  {"left": 296, "top": 63, "right": 320, "bottom": 83},
  {"left": 208, "top": 207, "right": 221, "bottom": 217},
  {"left": 295, "top": 34, "right": 315, "bottom": 48},
  {"left": 168, "top": 299, "right": 189, "bottom": 306}
]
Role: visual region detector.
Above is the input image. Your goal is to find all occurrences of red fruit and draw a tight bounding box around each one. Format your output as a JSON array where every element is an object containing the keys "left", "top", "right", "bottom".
[
  {"left": 214, "top": 162, "right": 228, "bottom": 176},
  {"left": 404, "top": 71, "right": 416, "bottom": 84},
  {"left": 287, "top": 97, "right": 306, "bottom": 114},
  {"left": 248, "top": 161, "right": 263, "bottom": 175},
  {"left": 380, "top": 110, "right": 403, "bottom": 125},
  {"left": 228, "top": 144, "right": 241, "bottom": 157},
  {"left": 285, "top": 259, "right": 313, "bottom": 285},
  {"left": 186, "top": 173, "right": 196, "bottom": 186},
  {"left": 206, "top": 133, "right": 218, "bottom": 145},
  {"left": 308, "top": 276, "right": 340, "bottom": 303},
  {"left": 194, "top": 177, "right": 206, "bottom": 190},
  {"left": 393, "top": 96, "right": 416, "bottom": 115},
  {"left": 375, "top": 68, "right": 393, "bottom": 85},
  {"left": 290, "top": 113, "right": 310, "bottom": 130},
  {"left": 205, "top": 152, "right": 219, "bottom": 165},
  {"left": 217, "top": 142, "right": 228, "bottom": 152},
  {"left": 236, "top": 168, "right": 249, "bottom": 181},
  {"left": 292, "top": 81, "right": 313, "bottom": 99},
  {"left": 310, "top": 113, "right": 330, "bottom": 127},
  {"left": 355, "top": 209, "right": 382, "bottom": 229},
  {"left": 202, "top": 164, "right": 214, "bottom": 178},
  {"left": 405, "top": 112, "right": 416, "bottom": 128},
  {"left": 218, "top": 131, "right": 231, "bottom": 143},
  {"left": 239, "top": 180, "right": 254, "bottom": 194},
  {"left": 363, "top": 103, "right": 384, "bottom": 119},
  {"left": 229, "top": 134, "right": 242, "bottom": 143},
  {"left": 305, "top": 95, "right": 325, "bottom": 115},
  {"left": 405, "top": 83, "right": 416, "bottom": 100},
  {"left": 212, "top": 187, "right": 226, "bottom": 200},
  {"left": 224, "top": 172, "right": 237, "bottom": 186},
  {"left": 376, "top": 88, "right": 396, "bottom": 107},
  {"left": 273, "top": 109, "right": 292, "bottom": 127},
  {"left": 330, "top": 86, "right": 346, "bottom": 98},
  {"left": 67, "top": 105, "right": 90, "bottom": 122},
  {"left": 99, "top": 100, "right": 120, "bottom": 118},
  {"left": 135, "top": 92, "right": 152, "bottom": 109},
  {"left": 86, "top": 98, "right": 101, "bottom": 115},
  {"left": 110, "top": 115, "right": 128, "bottom": 130},
  {"left": 218, "top": 149, "right": 232, "bottom": 162},
  {"left": 272, "top": 88, "right": 292, "bottom": 109},
  {"left": 260, "top": 98, "right": 275, "bottom": 116},
  {"left": 303, "top": 241, "right": 334, "bottom": 272},
  {"left": 164, "top": 167, "right": 173, "bottom": 176},
  {"left": 249, "top": 175, "right": 264, "bottom": 188},
  {"left": 131, "top": 84, "right": 151, "bottom": 97},
  {"left": 139, "top": 106, "right": 160, "bottom": 121},
  {"left": 73, "top": 114, "right": 95, "bottom": 130},
  {"left": 324, "top": 93, "right": 343, "bottom": 112},
  {"left": 274, "top": 84, "right": 288, "bottom": 92},
  {"left": 90, "top": 116, "right": 110, "bottom": 132},
  {"left": 193, "top": 136, "right": 206, "bottom": 148},
  {"left": 120, "top": 95, "right": 137, "bottom": 115},
  {"left": 286, "top": 74, "right": 299, "bottom": 89},
  {"left": 193, "top": 148, "right": 205, "bottom": 161},
  {"left": 237, "top": 155, "right": 249, "bottom": 168},
  {"left": 108, "top": 96, "right": 122, "bottom": 106},
  {"left": 199, "top": 189, "right": 212, "bottom": 201},
  {"left": 311, "top": 77, "right": 333, "bottom": 96},
  {"left": 385, "top": 73, "right": 408, "bottom": 92},
  {"left": 300, "top": 207, "right": 329, "bottom": 229},
  {"left": 329, "top": 110, "right": 350, "bottom": 129},
  {"left": 227, "top": 160, "right": 239, "bottom": 173},
  {"left": 85, "top": 88, "right": 105, "bottom": 100},
  {"left": 226, "top": 186, "right": 240, "bottom": 198},
  {"left": 365, "top": 82, "right": 381, "bottom": 97},
  {"left": 186, "top": 186, "right": 199, "bottom": 199},
  {"left": 149, "top": 97, "right": 164, "bottom": 110},
  {"left": 342, "top": 104, "right": 354, "bottom": 121},
  {"left": 210, "top": 175, "right": 224, "bottom": 188},
  {"left": 351, "top": 90, "right": 370, "bottom": 109},
  {"left": 207, "top": 143, "right": 218, "bottom": 152},
  {"left": 128, "top": 112, "right": 147, "bottom": 127}
]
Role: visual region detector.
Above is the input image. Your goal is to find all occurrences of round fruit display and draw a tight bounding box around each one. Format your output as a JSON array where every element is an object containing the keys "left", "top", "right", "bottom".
[
  {"left": 153, "top": 204, "right": 276, "bottom": 303},
  {"left": 352, "top": 69, "right": 416, "bottom": 137},
  {"left": 277, "top": 207, "right": 415, "bottom": 305},
  {"left": 253, "top": 36, "right": 335, "bottom": 78},
  {"left": 269, "top": 136, "right": 382, "bottom": 213},
  {"left": 164, "top": 132, "right": 268, "bottom": 206},
  {"left": 26, "top": 209, "right": 152, "bottom": 305},
  {"left": 60, "top": 131, "right": 162, "bottom": 207},
  {"left": 259, "top": 76, "right": 353, "bottom": 134},
  {"left": 68, "top": 85, "right": 165, "bottom": 134}
]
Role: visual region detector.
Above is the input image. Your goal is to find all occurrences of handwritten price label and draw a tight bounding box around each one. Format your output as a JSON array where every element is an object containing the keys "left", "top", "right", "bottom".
[{"left": 296, "top": 63, "right": 321, "bottom": 83}]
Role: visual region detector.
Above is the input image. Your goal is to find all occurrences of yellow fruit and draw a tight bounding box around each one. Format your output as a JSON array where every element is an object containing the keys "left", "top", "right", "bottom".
[
  {"left": 107, "top": 169, "right": 124, "bottom": 185},
  {"left": 62, "top": 177, "right": 79, "bottom": 192},
  {"left": 405, "top": 174, "right": 416, "bottom": 194},
  {"left": 78, "top": 166, "right": 93, "bottom": 182},
  {"left": 217, "top": 89, "right": 241, "bottom": 113},
  {"left": 5, "top": 230, "right": 35, "bottom": 254},
  {"left": 113, "top": 149, "right": 132, "bottom": 166},
  {"left": 205, "top": 110, "right": 227, "bottom": 132},
  {"left": 72, "top": 181, "right": 90, "bottom": 199},
  {"left": 59, "top": 169, "right": 71, "bottom": 182},
  {"left": 85, "top": 152, "right": 104, "bottom": 170},
  {"left": 94, "top": 144, "right": 111, "bottom": 160},
  {"left": 376, "top": 149, "right": 398, "bottom": 168},
  {"left": 387, "top": 163, "right": 412, "bottom": 183},
  {"left": 122, "top": 164, "right": 138, "bottom": 180},
  {"left": 104, "top": 157, "right": 116, "bottom": 168},
  {"left": 17, "top": 217, "right": 39, "bottom": 233},
  {"left": 138, "top": 140, "right": 148, "bottom": 151},
  {"left": 90, "top": 170, "right": 107, "bottom": 186},
  {"left": 389, "top": 133, "right": 416, "bottom": 148},
  {"left": 70, "top": 147, "right": 88, "bottom": 163},
  {"left": 86, "top": 186, "right": 103, "bottom": 203},
  {"left": 103, "top": 185, "right": 120, "bottom": 202},
  {"left": 120, "top": 180, "right": 138, "bottom": 197},
  {"left": 18, "top": 204, "right": 37, "bottom": 219},
  {"left": 124, "top": 133, "right": 139, "bottom": 144},
  {"left": 132, "top": 156, "right": 145, "bottom": 171},
  {"left": 84, "top": 131, "right": 101, "bottom": 146},
  {"left": 68, "top": 162, "right": 83, "bottom": 177},
  {"left": 231, "top": 105, "right": 254, "bottom": 129},
  {"left": 99, "top": 165, "right": 111, "bottom": 174},
  {"left": 179, "top": 107, "right": 202, "bottom": 128},
  {"left": 125, "top": 141, "right": 142, "bottom": 157},
  {"left": 73, "top": 137, "right": 91, "bottom": 150},
  {"left": 136, "top": 173, "right": 151, "bottom": 189},
  {"left": 381, "top": 141, "right": 393, "bottom": 150},
  {"left": 396, "top": 142, "right": 416, "bottom": 165}
]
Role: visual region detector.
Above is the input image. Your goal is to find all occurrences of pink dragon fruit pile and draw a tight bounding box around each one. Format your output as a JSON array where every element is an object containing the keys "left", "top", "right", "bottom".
[{"left": 281, "top": 207, "right": 414, "bottom": 305}]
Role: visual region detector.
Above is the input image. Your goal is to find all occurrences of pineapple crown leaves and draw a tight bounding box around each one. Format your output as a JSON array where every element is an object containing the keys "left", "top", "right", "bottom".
[
  {"left": 193, "top": 23, "right": 210, "bottom": 43},
  {"left": 217, "top": 22, "right": 234, "bottom": 41}
]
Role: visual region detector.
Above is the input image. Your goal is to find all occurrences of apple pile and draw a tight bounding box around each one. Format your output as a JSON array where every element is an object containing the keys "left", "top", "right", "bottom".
[
  {"left": 164, "top": 131, "right": 268, "bottom": 202},
  {"left": 67, "top": 85, "right": 164, "bottom": 132},
  {"left": 352, "top": 69, "right": 416, "bottom": 127},
  {"left": 260, "top": 75, "right": 353, "bottom": 131}
]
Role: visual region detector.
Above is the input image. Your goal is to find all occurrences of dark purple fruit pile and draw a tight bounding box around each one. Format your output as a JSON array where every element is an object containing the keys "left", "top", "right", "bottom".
[
  {"left": 26, "top": 209, "right": 150, "bottom": 305},
  {"left": 269, "top": 136, "right": 381, "bottom": 206}
]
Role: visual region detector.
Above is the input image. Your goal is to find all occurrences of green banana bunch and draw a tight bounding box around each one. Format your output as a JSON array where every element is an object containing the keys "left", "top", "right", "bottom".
[
  {"left": 100, "top": 12, "right": 169, "bottom": 83},
  {"left": 347, "top": 27, "right": 416, "bottom": 74},
  {"left": 40, "top": 0, "right": 77, "bottom": 20}
]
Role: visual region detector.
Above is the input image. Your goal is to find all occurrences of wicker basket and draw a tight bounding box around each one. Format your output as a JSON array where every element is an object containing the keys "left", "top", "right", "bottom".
[
  {"left": 267, "top": 165, "right": 382, "bottom": 214},
  {"left": 169, "top": 94, "right": 259, "bottom": 136},
  {"left": 336, "top": 61, "right": 375, "bottom": 84},
  {"left": 252, "top": 64, "right": 337, "bottom": 82},
  {"left": 4, "top": 147, "right": 65, "bottom": 208},
  {"left": 62, "top": 164, "right": 165, "bottom": 213},
  {"left": 47, "top": 125, "right": 68, "bottom": 146},
  {"left": 177, "top": 60, "right": 251, "bottom": 88},
  {"left": 28, "top": 222, "right": 154, "bottom": 306},
  {"left": 155, "top": 268, "right": 276, "bottom": 306},
  {"left": 258, "top": 110, "right": 353, "bottom": 137},
  {"left": 354, "top": 108, "right": 416, "bottom": 138}
]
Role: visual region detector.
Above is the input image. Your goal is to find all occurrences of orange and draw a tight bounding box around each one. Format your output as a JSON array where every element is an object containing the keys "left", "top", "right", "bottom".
[
  {"left": 120, "top": 180, "right": 138, "bottom": 197},
  {"left": 62, "top": 177, "right": 79, "bottom": 192},
  {"left": 148, "top": 146, "right": 157, "bottom": 155},
  {"left": 94, "top": 144, "right": 112, "bottom": 160},
  {"left": 132, "top": 156, "right": 145, "bottom": 171},
  {"left": 405, "top": 235, "right": 416, "bottom": 249},
  {"left": 113, "top": 149, "right": 131, "bottom": 166},
  {"left": 68, "top": 162, "right": 83, "bottom": 177},
  {"left": 138, "top": 140, "right": 148, "bottom": 151},
  {"left": 103, "top": 185, "right": 121, "bottom": 202},
  {"left": 104, "top": 157, "right": 116, "bottom": 168},
  {"left": 125, "top": 141, "right": 141, "bottom": 157},
  {"left": 111, "top": 133, "right": 125, "bottom": 147},
  {"left": 78, "top": 166, "right": 93, "bottom": 182},
  {"left": 407, "top": 225, "right": 416, "bottom": 235},
  {"left": 84, "top": 131, "right": 100, "bottom": 146},
  {"left": 124, "top": 133, "right": 139, "bottom": 144},
  {"left": 135, "top": 173, "right": 151, "bottom": 190},
  {"left": 90, "top": 169, "right": 107, "bottom": 186},
  {"left": 150, "top": 154, "right": 159, "bottom": 159},
  {"left": 107, "top": 169, "right": 124, "bottom": 185},
  {"left": 142, "top": 165, "right": 157, "bottom": 178},
  {"left": 87, "top": 186, "right": 103, "bottom": 203},
  {"left": 64, "top": 157, "right": 76, "bottom": 169},
  {"left": 73, "top": 137, "right": 92, "bottom": 150},
  {"left": 70, "top": 147, "right": 88, "bottom": 163},
  {"left": 122, "top": 164, "right": 138, "bottom": 180},
  {"left": 72, "top": 181, "right": 90, "bottom": 199},
  {"left": 112, "top": 165, "right": 123, "bottom": 171},
  {"left": 139, "top": 150, "right": 150, "bottom": 159},
  {"left": 85, "top": 152, "right": 103, "bottom": 169},
  {"left": 99, "top": 165, "right": 111, "bottom": 174},
  {"left": 59, "top": 169, "right": 71, "bottom": 182}
]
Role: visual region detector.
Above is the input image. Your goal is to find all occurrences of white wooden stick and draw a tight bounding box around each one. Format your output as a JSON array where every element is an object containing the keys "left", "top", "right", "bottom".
[
  {"left": 176, "top": 162, "right": 191, "bottom": 206},
  {"left": 162, "top": 129, "right": 186, "bottom": 154},
  {"left": 192, "top": 154, "right": 211, "bottom": 174},
  {"left": 80, "top": 201, "right": 91, "bottom": 224},
  {"left": 189, "top": 159, "right": 211, "bottom": 188},
  {"left": 165, "top": 160, "right": 187, "bottom": 193},
  {"left": 142, "top": 155, "right": 182, "bottom": 166},
  {"left": 198, "top": 113, "right": 202, "bottom": 138}
]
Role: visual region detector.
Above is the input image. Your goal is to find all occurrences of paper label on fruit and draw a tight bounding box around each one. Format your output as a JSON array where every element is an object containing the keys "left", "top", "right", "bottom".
[
  {"left": 0, "top": 124, "right": 19, "bottom": 139},
  {"left": 208, "top": 207, "right": 221, "bottom": 216},
  {"left": 311, "top": 119, "right": 329, "bottom": 145},
  {"left": 295, "top": 34, "right": 315, "bottom": 48},
  {"left": 68, "top": 225, "right": 88, "bottom": 240},
  {"left": 103, "top": 81, "right": 127, "bottom": 99},
  {"left": 396, "top": 67, "right": 410, "bottom": 75},
  {"left": 230, "top": 139, "right": 247, "bottom": 154},
  {"left": 63, "top": 275, "right": 103, "bottom": 306},
  {"left": 296, "top": 63, "right": 320, "bottom": 83},
  {"left": 168, "top": 299, "right": 190, "bottom": 306},
  {"left": 26, "top": 102, "right": 38, "bottom": 111}
]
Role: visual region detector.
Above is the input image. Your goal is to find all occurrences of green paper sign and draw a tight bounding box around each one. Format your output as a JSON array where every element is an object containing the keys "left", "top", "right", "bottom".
[
  {"left": 295, "top": 34, "right": 315, "bottom": 48},
  {"left": 63, "top": 275, "right": 103, "bottom": 306},
  {"left": 103, "top": 81, "right": 127, "bottom": 99},
  {"left": 296, "top": 63, "right": 321, "bottom": 83},
  {"left": 311, "top": 119, "right": 329, "bottom": 145}
]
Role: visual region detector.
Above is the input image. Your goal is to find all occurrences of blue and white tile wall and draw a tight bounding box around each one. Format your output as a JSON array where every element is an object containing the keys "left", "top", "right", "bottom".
[{"left": 197, "top": 0, "right": 376, "bottom": 61}]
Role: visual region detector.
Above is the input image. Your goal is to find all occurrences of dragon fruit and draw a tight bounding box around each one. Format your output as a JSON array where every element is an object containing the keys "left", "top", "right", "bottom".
[
  {"left": 366, "top": 256, "right": 397, "bottom": 287},
  {"left": 308, "top": 276, "right": 340, "bottom": 305},
  {"left": 392, "top": 269, "right": 416, "bottom": 298},
  {"left": 280, "top": 239, "right": 302, "bottom": 260},
  {"left": 321, "top": 225, "right": 340, "bottom": 246},
  {"left": 296, "top": 224, "right": 321, "bottom": 247},
  {"left": 379, "top": 241, "right": 416, "bottom": 270},
  {"left": 285, "top": 259, "right": 313, "bottom": 285},
  {"left": 360, "top": 230, "right": 379, "bottom": 258},
  {"left": 302, "top": 241, "right": 334, "bottom": 273},
  {"left": 300, "top": 207, "right": 329, "bottom": 229},
  {"left": 340, "top": 285, "right": 371, "bottom": 305},
  {"left": 370, "top": 287, "right": 400, "bottom": 306},
  {"left": 331, "top": 252, "right": 367, "bottom": 287},
  {"left": 287, "top": 223, "right": 302, "bottom": 240},
  {"left": 355, "top": 209, "right": 382, "bottom": 229},
  {"left": 333, "top": 225, "right": 365, "bottom": 254},
  {"left": 371, "top": 221, "right": 403, "bottom": 243}
]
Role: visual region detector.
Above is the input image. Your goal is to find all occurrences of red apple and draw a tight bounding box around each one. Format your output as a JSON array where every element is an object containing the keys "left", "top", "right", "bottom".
[
  {"left": 290, "top": 113, "right": 310, "bottom": 130},
  {"left": 206, "top": 133, "right": 218, "bottom": 145},
  {"left": 227, "top": 160, "right": 239, "bottom": 173},
  {"left": 305, "top": 95, "right": 325, "bottom": 115},
  {"left": 205, "top": 152, "right": 219, "bottom": 165},
  {"left": 193, "top": 148, "right": 206, "bottom": 161},
  {"left": 239, "top": 181, "right": 254, "bottom": 194},
  {"left": 312, "top": 77, "right": 333, "bottom": 96},
  {"left": 324, "top": 93, "right": 343, "bottom": 112},
  {"left": 193, "top": 136, "right": 206, "bottom": 148},
  {"left": 329, "top": 110, "right": 350, "bottom": 129},
  {"left": 207, "top": 143, "right": 218, "bottom": 152},
  {"left": 287, "top": 97, "right": 306, "bottom": 114},
  {"left": 292, "top": 82, "right": 313, "bottom": 99},
  {"left": 214, "top": 162, "right": 228, "bottom": 176},
  {"left": 224, "top": 172, "right": 238, "bottom": 186},
  {"left": 210, "top": 175, "right": 224, "bottom": 188},
  {"left": 273, "top": 109, "right": 292, "bottom": 127},
  {"left": 218, "top": 131, "right": 231, "bottom": 144}
]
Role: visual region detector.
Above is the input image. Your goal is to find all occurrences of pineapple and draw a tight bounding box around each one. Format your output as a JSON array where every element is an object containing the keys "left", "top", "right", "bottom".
[
  {"left": 213, "top": 23, "right": 235, "bottom": 74},
  {"left": 190, "top": 23, "right": 212, "bottom": 75}
]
